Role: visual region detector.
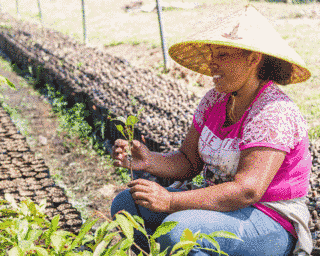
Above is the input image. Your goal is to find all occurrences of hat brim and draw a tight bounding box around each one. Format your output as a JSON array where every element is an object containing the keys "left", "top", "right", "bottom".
[
  {"left": 168, "top": 5, "right": 312, "bottom": 85},
  {"left": 169, "top": 41, "right": 311, "bottom": 85}
]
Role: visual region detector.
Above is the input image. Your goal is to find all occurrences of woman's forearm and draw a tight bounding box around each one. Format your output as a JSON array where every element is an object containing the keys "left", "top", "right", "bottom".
[
  {"left": 145, "top": 150, "right": 201, "bottom": 181},
  {"left": 168, "top": 181, "right": 256, "bottom": 213}
]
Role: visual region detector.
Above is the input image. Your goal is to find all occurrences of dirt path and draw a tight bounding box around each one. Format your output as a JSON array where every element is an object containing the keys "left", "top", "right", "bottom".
[{"left": 0, "top": 52, "right": 129, "bottom": 228}]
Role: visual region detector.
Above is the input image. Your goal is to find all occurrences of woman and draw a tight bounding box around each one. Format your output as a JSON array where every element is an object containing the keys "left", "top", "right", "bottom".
[{"left": 111, "top": 5, "right": 312, "bottom": 256}]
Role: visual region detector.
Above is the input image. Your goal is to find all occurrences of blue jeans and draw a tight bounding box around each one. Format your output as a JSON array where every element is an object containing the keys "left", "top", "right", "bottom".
[{"left": 111, "top": 175, "right": 296, "bottom": 255}]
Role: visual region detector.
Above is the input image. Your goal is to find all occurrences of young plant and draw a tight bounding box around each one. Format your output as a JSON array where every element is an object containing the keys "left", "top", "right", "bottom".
[
  {"left": 0, "top": 192, "right": 242, "bottom": 255},
  {"left": 109, "top": 95, "right": 145, "bottom": 181},
  {"left": 0, "top": 75, "right": 16, "bottom": 98}
]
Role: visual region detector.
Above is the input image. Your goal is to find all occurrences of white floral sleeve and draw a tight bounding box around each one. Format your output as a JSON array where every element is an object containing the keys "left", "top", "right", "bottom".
[
  {"left": 239, "top": 85, "right": 308, "bottom": 152},
  {"left": 193, "top": 88, "right": 226, "bottom": 132}
]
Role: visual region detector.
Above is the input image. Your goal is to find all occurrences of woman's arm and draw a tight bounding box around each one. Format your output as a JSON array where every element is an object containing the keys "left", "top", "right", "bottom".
[
  {"left": 145, "top": 123, "right": 205, "bottom": 181},
  {"left": 168, "top": 147, "right": 286, "bottom": 213}
]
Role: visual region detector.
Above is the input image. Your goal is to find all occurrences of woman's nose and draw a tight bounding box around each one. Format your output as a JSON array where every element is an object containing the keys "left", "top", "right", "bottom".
[{"left": 208, "top": 61, "right": 219, "bottom": 75}]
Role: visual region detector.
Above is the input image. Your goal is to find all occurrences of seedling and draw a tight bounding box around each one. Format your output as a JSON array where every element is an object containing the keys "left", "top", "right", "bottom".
[
  {"left": 109, "top": 96, "right": 144, "bottom": 181},
  {"left": 0, "top": 75, "right": 16, "bottom": 99}
]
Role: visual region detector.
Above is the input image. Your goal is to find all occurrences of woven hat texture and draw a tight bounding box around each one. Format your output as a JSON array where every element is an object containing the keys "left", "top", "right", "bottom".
[{"left": 169, "top": 5, "right": 311, "bottom": 85}]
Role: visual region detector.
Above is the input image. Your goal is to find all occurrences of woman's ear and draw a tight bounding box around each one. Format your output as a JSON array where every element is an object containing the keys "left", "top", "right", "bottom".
[{"left": 247, "top": 52, "right": 263, "bottom": 68}]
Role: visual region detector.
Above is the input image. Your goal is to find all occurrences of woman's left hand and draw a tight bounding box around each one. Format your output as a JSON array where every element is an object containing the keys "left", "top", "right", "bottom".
[{"left": 128, "top": 179, "right": 172, "bottom": 213}]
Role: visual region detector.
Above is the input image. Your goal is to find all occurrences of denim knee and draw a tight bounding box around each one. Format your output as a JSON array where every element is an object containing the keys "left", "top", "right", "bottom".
[{"left": 110, "top": 189, "right": 136, "bottom": 218}]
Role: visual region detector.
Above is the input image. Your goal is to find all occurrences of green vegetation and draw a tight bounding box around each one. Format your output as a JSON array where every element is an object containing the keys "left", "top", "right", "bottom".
[{"left": 0, "top": 195, "right": 242, "bottom": 255}]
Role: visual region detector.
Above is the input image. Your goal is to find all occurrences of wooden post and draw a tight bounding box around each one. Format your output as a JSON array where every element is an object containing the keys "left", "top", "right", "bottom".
[
  {"left": 16, "top": 0, "right": 20, "bottom": 18},
  {"left": 37, "top": 0, "right": 43, "bottom": 25},
  {"left": 81, "top": 0, "right": 88, "bottom": 45},
  {"left": 155, "top": 0, "right": 169, "bottom": 71}
]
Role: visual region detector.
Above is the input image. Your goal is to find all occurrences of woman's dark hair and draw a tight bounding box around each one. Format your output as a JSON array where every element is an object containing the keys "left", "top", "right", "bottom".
[{"left": 242, "top": 49, "right": 293, "bottom": 85}]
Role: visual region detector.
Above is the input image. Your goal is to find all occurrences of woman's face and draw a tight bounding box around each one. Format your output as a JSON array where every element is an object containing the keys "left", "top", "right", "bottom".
[{"left": 208, "top": 46, "right": 254, "bottom": 94}]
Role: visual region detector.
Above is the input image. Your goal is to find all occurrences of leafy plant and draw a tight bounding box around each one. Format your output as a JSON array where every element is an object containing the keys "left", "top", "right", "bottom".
[
  {"left": 109, "top": 95, "right": 145, "bottom": 181},
  {"left": 0, "top": 195, "right": 242, "bottom": 255},
  {"left": 0, "top": 75, "right": 17, "bottom": 98}
]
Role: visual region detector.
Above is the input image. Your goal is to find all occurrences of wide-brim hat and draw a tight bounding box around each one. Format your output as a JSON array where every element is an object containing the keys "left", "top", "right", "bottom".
[{"left": 168, "top": 5, "right": 311, "bottom": 85}]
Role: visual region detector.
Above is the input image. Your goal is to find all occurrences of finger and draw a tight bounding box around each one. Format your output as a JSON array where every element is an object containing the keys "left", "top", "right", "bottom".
[
  {"left": 128, "top": 179, "right": 148, "bottom": 187},
  {"left": 129, "top": 185, "right": 149, "bottom": 194},
  {"left": 114, "top": 139, "right": 128, "bottom": 147},
  {"left": 113, "top": 160, "right": 122, "bottom": 167},
  {"left": 135, "top": 200, "right": 149, "bottom": 207},
  {"left": 131, "top": 191, "right": 150, "bottom": 201},
  {"left": 114, "top": 147, "right": 126, "bottom": 154}
]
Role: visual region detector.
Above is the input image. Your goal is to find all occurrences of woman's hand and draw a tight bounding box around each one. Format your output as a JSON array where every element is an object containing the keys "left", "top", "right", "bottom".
[
  {"left": 128, "top": 179, "right": 172, "bottom": 213},
  {"left": 112, "top": 139, "right": 152, "bottom": 171}
]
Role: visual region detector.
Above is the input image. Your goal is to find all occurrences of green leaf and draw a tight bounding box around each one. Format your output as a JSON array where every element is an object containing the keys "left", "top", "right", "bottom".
[
  {"left": 106, "top": 219, "right": 120, "bottom": 232},
  {"left": 31, "top": 246, "right": 49, "bottom": 256},
  {"left": 0, "top": 233, "right": 14, "bottom": 246},
  {"left": 209, "top": 230, "right": 243, "bottom": 241},
  {"left": 94, "top": 221, "right": 109, "bottom": 244},
  {"left": 137, "top": 107, "right": 144, "bottom": 118},
  {"left": 45, "top": 214, "right": 60, "bottom": 247},
  {"left": 119, "top": 238, "right": 133, "bottom": 252},
  {"left": 151, "top": 221, "right": 178, "bottom": 240},
  {"left": 171, "top": 241, "right": 199, "bottom": 255},
  {"left": 26, "top": 230, "right": 43, "bottom": 244},
  {"left": 126, "top": 116, "right": 139, "bottom": 127},
  {"left": 8, "top": 246, "right": 23, "bottom": 256},
  {"left": 115, "top": 214, "right": 134, "bottom": 241},
  {"left": 200, "top": 247, "right": 229, "bottom": 255},
  {"left": 28, "top": 66, "right": 33, "bottom": 75},
  {"left": 0, "top": 219, "right": 15, "bottom": 230},
  {"left": 120, "top": 211, "right": 147, "bottom": 237},
  {"left": 180, "top": 228, "right": 198, "bottom": 242},
  {"left": 102, "top": 238, "right": 123, "bottom": 255},
  {"left": 115, "top": 125, "right": 126, "bottom": 139},
  {"left": 199, "top": 234, "right": 221, "bottom": 254},
  {"left": 157, "top": 249, "right": 170, "bottom": 256},
  {"left": 171, "top": 250, "right": 186, "bottom": 256},
  {"left": 19, "top": 239, "right": 34, "bottom": 252},
  {"left": 51, "top": 233, "right": 66, "bottom": 253},
  {"left": 82, "top": 234, "right": 94, "bottom": 246},
  {"left": 51, "top": 230, "right": 75, "bottom": 253},
  {"left": 130, "top": 95, "right": 137, "bottom": 106},
  {"left": 25, "top": 199, "right": 39, "bottom": 217},
  {"left": 133, "top": 215, "right": 145, "bottom": 227},
  {"left": 18, "top": 219, "right": 29, "bottom": 242},
  {"left": 0, "top": 75, "right": 16, "bottom": 89},
  {"left": 20, "top": 203, "right": 30, "bottom": 216},
  {"left": 150, "top": 237, "right": 160, "bottom": 255},
  {"left": 93, "top": 240, "right": 107, "bottom": 256},
  {"left": 71, "top": 218, "right": 98, "bottom": 250}
]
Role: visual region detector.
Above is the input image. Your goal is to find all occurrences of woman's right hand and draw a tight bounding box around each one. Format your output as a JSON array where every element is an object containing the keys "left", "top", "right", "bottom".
[{"left": 111, "top": 139, "right": 152, "bottom": 171}]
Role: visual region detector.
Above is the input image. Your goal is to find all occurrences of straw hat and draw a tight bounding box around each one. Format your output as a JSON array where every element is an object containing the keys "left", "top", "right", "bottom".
[{"left": 168, "top": 5, "right": 311, "bottom": 85}]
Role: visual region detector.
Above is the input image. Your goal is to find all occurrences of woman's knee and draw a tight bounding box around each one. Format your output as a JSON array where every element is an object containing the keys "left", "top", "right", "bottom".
[{"left": 110, "top": 189, "right": 136, "bottom": 218}]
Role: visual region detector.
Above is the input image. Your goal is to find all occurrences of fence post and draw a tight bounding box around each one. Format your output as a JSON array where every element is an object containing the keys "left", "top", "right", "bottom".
[
  {"left": 155, "top": 0, "right": 169, "bottom": 71},
  {"left": 16, "top": 0, "right": 20, "bottom": 18},
  {"left": 81, "top": 0, "right": 88, "bottom": 45},
  {"left": 37, "top": 0, "right": 43, "bottom": 25}
]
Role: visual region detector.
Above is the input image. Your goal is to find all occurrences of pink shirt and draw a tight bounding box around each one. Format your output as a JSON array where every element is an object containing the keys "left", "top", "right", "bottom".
[{"left": 193, "top": 81, "right": 311, "bottom": 239}]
